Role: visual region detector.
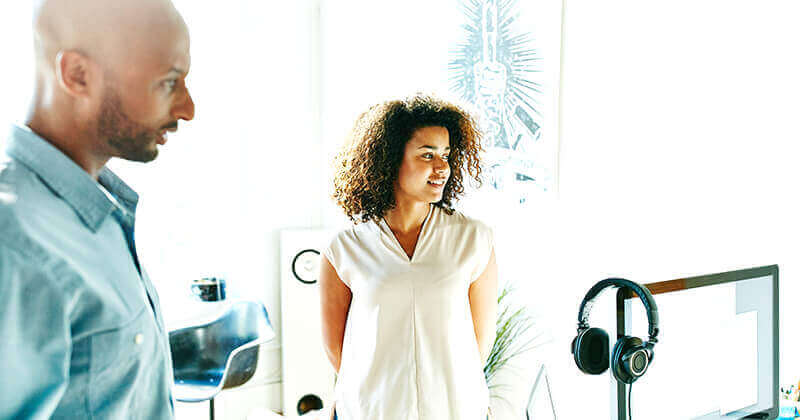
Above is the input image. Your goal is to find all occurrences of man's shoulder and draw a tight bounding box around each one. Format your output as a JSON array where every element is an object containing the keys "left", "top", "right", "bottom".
[
  {"left": 0, "top": 198, "right": 77, "bottom": 291},
  {"left": 0, "top": 207, "right": 49, "bottom": 266},
  {"left": 0, "top": 160, "right": 29, "bottom": 241},
  {"left": 0, "top": 157, "right": 48, "bottom": 208},
  {"left": 0, "top": 159, "right": 61, "bottom": 262}
]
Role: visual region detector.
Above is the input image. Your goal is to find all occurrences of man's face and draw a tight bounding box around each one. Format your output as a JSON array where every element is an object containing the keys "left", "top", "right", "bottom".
[{"left": 96, "top": 17, "right": 194, "bottom": 162}]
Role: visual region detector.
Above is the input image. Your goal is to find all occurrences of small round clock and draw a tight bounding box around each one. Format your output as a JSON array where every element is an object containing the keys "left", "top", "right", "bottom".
[{"left": 291, "top": 249, "right": 321, "bottom": 284}]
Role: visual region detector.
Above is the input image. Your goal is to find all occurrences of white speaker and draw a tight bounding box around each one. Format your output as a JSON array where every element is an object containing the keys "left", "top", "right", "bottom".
[{"left": 280, "top": 229, "right": 337, "bottom": 415}]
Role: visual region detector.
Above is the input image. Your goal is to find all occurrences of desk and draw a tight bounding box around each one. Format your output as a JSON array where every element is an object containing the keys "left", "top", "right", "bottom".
[{"left": 780, "top": 402, "right": 800, "bottom": 419}]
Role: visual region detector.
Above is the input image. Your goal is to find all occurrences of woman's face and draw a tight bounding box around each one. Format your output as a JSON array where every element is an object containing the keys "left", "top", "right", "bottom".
[{"left": 394, "top": 126, "right": 451, "bottom": 206}]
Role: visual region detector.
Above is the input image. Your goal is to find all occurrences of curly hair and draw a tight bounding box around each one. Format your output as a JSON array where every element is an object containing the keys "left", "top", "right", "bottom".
[{"left": 332, "top": 93, "right": 484, "bottom": 223}]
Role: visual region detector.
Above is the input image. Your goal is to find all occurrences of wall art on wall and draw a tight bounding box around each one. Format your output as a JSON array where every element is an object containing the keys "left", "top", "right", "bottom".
[{"left": 450, "top": 0, "right": 562, "bottom": 204}]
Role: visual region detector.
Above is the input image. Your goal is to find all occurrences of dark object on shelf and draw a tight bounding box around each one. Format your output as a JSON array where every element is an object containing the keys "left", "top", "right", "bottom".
[{"left": 191, "top": 277, "right": 227, "bottom": 301}]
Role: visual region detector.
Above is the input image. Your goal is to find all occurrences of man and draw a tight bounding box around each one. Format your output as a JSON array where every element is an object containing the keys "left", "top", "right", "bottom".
[{"left": 0, "top": 0, "right": 194, "bottom": 418}]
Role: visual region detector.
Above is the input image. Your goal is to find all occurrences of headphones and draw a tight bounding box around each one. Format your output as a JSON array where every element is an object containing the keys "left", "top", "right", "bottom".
[{"left": 571, "top": 278, "right": 659, "bottom": 384}]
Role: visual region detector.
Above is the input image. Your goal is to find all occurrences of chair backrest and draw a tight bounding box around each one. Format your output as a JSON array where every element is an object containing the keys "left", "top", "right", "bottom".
[
  {"left": 169, "top": 301, "right": 276, "bottom": 398},
  {"left": 205, "top": 301, "right": 275, "bottom": 367},
  {"left": 218, "top": 301, "right": 275, "bottom": 388}
]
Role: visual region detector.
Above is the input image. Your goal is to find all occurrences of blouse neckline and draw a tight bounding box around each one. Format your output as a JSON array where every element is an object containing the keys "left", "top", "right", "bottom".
[{"left": 379, "top": 204, "right": 435, "bottom": 263}]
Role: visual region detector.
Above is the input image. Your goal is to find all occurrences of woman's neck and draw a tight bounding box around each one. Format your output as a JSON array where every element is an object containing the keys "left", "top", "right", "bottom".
[{"left": 384, "top": 200, "right": 430, "bottom": 235}]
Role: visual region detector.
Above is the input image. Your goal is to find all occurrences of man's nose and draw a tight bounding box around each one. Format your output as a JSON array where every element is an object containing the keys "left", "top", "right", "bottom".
[{"left": 172, "top": 86, "right": 195, "bottom": 122}]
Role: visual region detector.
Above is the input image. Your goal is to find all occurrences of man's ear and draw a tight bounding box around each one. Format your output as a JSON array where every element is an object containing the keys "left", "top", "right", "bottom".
[{"left": 54, "top": 50, "right": 95, "bottom": 98}]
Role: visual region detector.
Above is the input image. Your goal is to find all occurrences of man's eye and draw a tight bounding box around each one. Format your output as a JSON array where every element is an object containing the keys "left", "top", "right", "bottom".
[
  {"left": 163, "top": 80, "right": 177, "bottom": 91},
  {"left": 422, "top": 153, "right": 433, "bottom": 159}
]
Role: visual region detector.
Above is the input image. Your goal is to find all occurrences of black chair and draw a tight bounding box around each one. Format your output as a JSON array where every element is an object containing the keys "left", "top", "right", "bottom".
[{"left": 169, "top": 301, "right": 275, "bottom": 419}]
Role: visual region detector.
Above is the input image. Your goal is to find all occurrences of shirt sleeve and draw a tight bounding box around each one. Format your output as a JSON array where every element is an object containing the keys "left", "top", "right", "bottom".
[
  {"left": 0, "top": 244, "right": 72, "bottom": 419},
  {"left": 321, "top": 236, "right": 337, "bottom": 272},
  {"left": 470, "top": 220, "right": 495, "bottom": 284},
  {"left": 322, "top": 233, "right": 350, "bottom": 287}
]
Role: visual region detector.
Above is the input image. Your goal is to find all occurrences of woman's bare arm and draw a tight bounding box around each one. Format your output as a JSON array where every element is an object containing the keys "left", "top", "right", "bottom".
[
  {"left": 468, "top": 249, "right": 498, "bottom": 366},
  {"left": 319, "top": 255, "right": 352, "bottom": 373}
]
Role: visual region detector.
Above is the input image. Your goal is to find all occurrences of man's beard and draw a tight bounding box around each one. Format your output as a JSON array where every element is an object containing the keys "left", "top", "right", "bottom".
[{"left": 97, "top": 86, "right": 161, "bottom": 163}]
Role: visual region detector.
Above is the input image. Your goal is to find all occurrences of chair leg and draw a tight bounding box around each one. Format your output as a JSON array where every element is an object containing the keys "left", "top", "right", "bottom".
[{"left": 209, "top": 398, "right": 215, "bottom": 420}]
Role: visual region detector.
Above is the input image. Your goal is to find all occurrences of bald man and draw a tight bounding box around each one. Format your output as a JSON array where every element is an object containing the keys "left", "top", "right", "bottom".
[{"left": 0, "top": 0, "right": 194, "bottom": 418}]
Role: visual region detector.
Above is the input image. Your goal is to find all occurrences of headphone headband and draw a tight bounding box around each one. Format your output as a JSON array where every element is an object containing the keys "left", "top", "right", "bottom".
[{"left": 577, "top": 278, "right": 660, "bottom": 342}]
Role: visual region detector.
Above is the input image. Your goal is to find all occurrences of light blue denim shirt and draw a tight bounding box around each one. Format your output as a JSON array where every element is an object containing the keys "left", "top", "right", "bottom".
[{"left": 0, "top": 125, "right": 174, "bottom": 419}]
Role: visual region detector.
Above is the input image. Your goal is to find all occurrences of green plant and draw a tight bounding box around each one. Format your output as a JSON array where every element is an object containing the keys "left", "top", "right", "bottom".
[{"left": 484, "top": 285, "right": 543, "bottom": 402}]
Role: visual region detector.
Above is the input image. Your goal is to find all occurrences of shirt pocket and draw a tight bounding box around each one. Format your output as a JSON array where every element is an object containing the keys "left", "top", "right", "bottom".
[{"left": 88, "top": 305, "right": 162, "bottom": 414}]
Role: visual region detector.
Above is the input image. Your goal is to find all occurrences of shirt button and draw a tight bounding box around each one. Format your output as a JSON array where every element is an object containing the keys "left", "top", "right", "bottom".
[{"left": 134, "top": 333, "right": 144, "bottom": 345}]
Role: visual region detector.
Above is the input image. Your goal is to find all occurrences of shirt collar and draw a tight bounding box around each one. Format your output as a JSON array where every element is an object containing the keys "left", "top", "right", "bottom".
[{"left": 5, "top": 124, "right": 139, "bottom": 232}]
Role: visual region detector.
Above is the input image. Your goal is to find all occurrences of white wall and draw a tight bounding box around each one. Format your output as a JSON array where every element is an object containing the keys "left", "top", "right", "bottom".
[
  {"left": 519, "top": 1, "right": 800, "bottom": 418},
  {"left": 0, "top": 3, "right": 33, "bottom": 128}
]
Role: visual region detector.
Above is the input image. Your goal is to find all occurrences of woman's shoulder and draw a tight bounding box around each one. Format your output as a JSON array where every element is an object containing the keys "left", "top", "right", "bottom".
[
  {"left": 436, "top": 207, "right": 495, "bottom": 256},
  {"left": 438, "top": 206, "right": 493, "bottom": 233},
  {"left": 326, "top": 219, "right": 378, "bottom": 248}
]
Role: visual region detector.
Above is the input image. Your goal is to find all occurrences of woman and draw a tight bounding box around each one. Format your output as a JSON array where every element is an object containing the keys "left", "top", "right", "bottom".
[{"left": 320, "top": 94, "right": 497, "bottom": 420}]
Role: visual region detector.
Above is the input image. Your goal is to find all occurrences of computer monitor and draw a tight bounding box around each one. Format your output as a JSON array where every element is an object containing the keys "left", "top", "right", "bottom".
[{"left": 615, "top": 265, "right": 779, "bottom": 420}]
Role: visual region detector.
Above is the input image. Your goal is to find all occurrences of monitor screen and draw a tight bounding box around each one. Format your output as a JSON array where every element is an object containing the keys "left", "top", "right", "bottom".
[{"left": 616, "top": 266, "right": 778, "bottom": 420}]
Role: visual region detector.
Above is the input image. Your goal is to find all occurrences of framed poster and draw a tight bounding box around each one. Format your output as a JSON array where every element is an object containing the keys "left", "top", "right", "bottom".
[
  {"left": 450, "top": 0, "right": 562, "bottom": 205},
  {"left": 320, "top": 0, "right": 563, "bottom": 210}
]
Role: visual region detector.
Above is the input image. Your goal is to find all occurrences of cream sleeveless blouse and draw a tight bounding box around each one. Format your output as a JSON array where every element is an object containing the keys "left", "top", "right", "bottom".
[{"left": 323, "top": 205, "right": 493, "bottom": 420}]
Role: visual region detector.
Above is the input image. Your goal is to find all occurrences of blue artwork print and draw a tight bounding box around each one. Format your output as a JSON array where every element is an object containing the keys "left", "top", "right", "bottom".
[{"left": 450, "top": 0, "right": 550, "bottom": 200}]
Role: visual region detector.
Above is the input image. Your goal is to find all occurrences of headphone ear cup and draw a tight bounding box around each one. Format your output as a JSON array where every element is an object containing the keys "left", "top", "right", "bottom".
[
  {"left": 573, "top": 327, "right": 610, "bottom": 375},
  {"left": 612, "top": 336, "right": 646, "bottom": 384}
]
